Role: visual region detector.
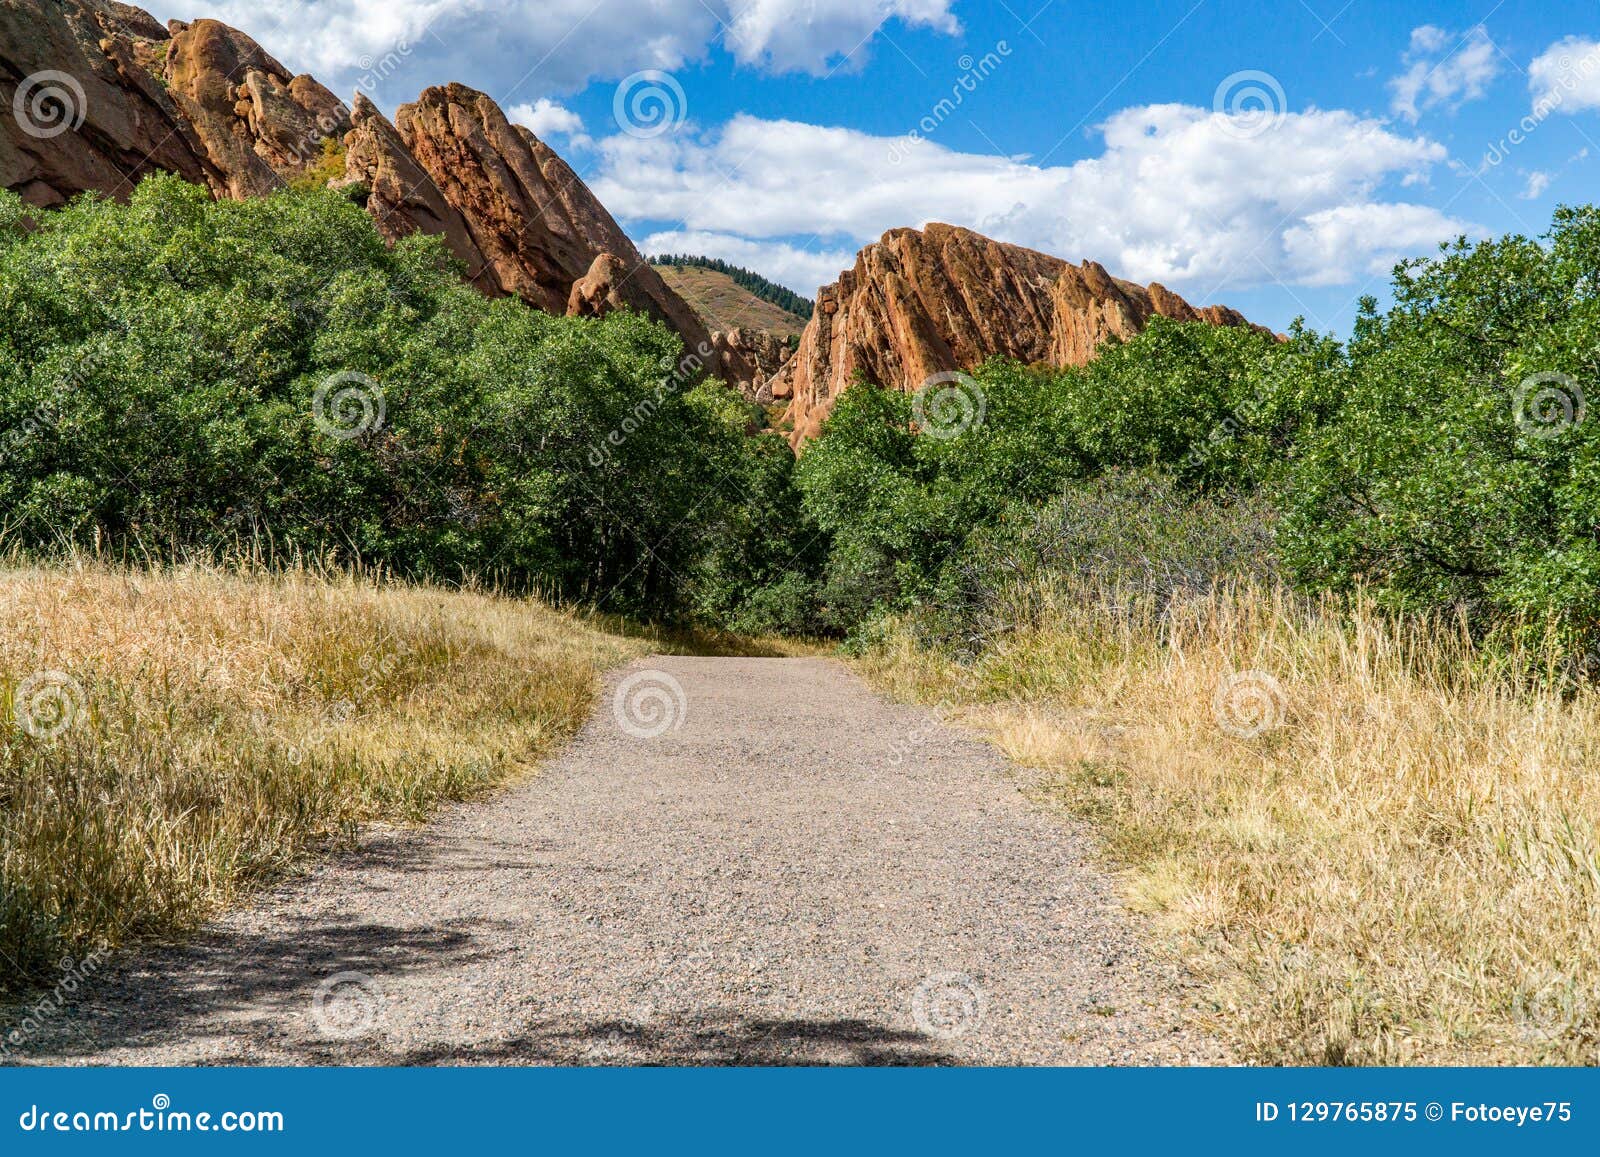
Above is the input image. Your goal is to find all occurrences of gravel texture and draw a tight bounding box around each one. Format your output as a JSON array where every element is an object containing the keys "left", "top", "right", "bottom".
[{"left": 8, "top": 657, "right": 1226, "bottom": 1066}]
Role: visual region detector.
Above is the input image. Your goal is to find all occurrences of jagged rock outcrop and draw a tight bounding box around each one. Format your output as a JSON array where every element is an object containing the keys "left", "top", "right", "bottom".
[
  {"left": 1, "top": 1, "right": 743, "bottom": 383},
  {"left": 772, "top": 223, "right": 1265, "bottom": 445},
  {"left": 162, "top": 17, "right": 348, "bottom": 199},
  {"left": 0, "top": 0, "right": 219, "bottom": 205},
  {"left": 322, "top": 82, "right": 729, "bottom": 376},
  {"left": 711, "top": 328, "right": 793, "bottom": 402},
  {"left": 336, "top": 92, "right": 495, "bottom": 288}
]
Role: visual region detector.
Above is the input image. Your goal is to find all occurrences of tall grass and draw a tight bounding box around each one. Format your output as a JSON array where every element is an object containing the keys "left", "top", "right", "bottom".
[
  {"left": 862, "top": 582, "right": 1600, "bottom": 1065},
  {"left": 0, "top": 561, "right": 647, "bottom": 992}
]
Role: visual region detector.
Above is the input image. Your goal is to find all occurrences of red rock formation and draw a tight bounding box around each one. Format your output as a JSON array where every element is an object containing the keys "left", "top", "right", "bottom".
[
  {"left": 162, "top": 17, "right": 348, "bottom": 198},
  {"left": 711, "top": 328, "right": 793, "bottom": 402},
  {"left": 336, "top": 92, "right": 497, "bottom": 289},
  {"left": 0, "top": 0, "right": 220, "bottom": 206},
  {"left": 1, "top": 2, "right": 741, "bottom": 383},
  {"left": 772, "top": 223, "right": 1266, "bottom": 445},
  {"left": 381, "top": 83, "right": 746, "bottom": 381}
]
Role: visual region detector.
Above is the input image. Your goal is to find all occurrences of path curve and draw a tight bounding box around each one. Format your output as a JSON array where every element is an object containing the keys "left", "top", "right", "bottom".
[{"left": 10, "top": 657, "right": 1224, "bottom": 1065}]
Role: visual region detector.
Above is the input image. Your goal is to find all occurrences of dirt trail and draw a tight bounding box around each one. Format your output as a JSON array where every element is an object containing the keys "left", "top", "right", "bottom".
[{"left": 11, "top": 657, "right": 1224, "bottom": 1065}]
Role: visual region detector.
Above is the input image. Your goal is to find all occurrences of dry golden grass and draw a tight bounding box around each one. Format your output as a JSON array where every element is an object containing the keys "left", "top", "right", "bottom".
[
  {"left": 0, "top": 561, "right": 652, "bottom": 991},
  {"left": 859, "top": 584, "right": 1600, "bottom": 1065}
]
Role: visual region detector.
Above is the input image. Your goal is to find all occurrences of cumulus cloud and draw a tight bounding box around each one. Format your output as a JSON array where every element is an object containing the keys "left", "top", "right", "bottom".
[
  {"left": 1389, "top": 25, "right": 1502, "bottom": 122},
  {"left": 1529, "top": 37, "right": 1600, "bottom": 115},
  {"left": 592, "top": 104, "right": 1475, "bottom": 294},
  {"left": 724, "top": 0, "right": 961, "bottom": 74},
  {"left": 510, "top": 99, "right": 590, "bottom": 147},
  {"left": 143, "top": 0, "right": 959, "bottom": 105}
]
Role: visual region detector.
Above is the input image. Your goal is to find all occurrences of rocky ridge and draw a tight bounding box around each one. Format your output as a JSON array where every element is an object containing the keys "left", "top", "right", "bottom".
[
  {"left": 772, "top": 223, "right": 1264, "bottom": 445},
  {"left": 0, "top": 0, "right": 746, "bottom": 382}
]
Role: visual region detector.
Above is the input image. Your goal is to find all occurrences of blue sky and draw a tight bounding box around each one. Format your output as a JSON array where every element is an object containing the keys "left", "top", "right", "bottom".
[{"left": 147, "top": 1, "right": 1600, "bottom": 335}]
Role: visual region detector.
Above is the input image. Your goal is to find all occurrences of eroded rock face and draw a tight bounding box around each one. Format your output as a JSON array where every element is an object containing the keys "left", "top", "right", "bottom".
[
  {"left": 772, "top": 223, "right": 1264, "bottom": 445},
  {"left": 329, "top": 82, "right": 743, "bottom": 381},
  {"left": 163, "top": 17, "right": 349, "bottom": 198},
  {"left": 711, "top": 328, "right": 793, "bottom": 402},
  {"left": 336, "top": 92, "right": 496, "bottom": 289},
  {"left": 0, "top": 0, "right": 218, "bottom": 206},
  {"left": 1, "top": 2, "right": 738, "bottom": 383}
]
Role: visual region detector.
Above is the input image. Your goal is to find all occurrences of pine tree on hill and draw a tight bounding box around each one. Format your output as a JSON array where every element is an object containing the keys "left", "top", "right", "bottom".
[{"left": 650, "top": 254, "right": 814, "bottom": 320}]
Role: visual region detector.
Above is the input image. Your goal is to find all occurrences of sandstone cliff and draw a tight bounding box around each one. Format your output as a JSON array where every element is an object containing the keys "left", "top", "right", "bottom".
[
  {"left": 771, "top": 223, "right": 1263, "bottom": 445},
  {"left": 711, "top": 328, "right": 793, "bottom": 402},
  {"left": 0, "top": 1, "right": 742, "bottom": 382}
]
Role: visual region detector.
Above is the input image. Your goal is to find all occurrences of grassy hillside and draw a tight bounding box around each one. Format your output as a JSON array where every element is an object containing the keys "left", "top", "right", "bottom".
[{"left": 651, "top": 263, "right": 811, "bottom": 338}]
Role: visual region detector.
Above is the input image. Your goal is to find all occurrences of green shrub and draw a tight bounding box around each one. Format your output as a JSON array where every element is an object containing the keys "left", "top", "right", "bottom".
[
  {"left": 1281, "top": 206, "right": 1600, "bottom": 659},
  {"left": 0, "top": 176, "right": 795, "bottom": 621}
]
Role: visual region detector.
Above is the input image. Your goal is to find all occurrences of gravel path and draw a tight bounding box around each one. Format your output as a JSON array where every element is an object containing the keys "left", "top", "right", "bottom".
[{"left": 9, "top": 657, "right": 1225, "bottom": 1066}]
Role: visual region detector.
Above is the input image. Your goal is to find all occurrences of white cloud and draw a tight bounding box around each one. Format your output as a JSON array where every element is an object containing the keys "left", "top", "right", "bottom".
[
  {"left": 1390, "top": 25, "right": 1502, "bottom": 122},
  {"left": 1281, "top": 204, "right": 1459, "bottom": 283},
  {"left": 144, "top": 0, "right": 959, "bottom": 102},
  {"left": 1520, "top": 170, "right": 1553, "bottom": 200},
  {"left": 724, "top": 0, "right": 962, "bottom": 74},
  {"left": 642, "top": 230, "right": 857, "bottom": 295},
  {"left": 1529, "top": 37, "right": 1600, "bottom": 115},
  {"left": 509, "top": 99, "right": 590, "bottom": 147},
  {"left": 592, "top": 104, "right": 1474, "bottom": 294}
]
